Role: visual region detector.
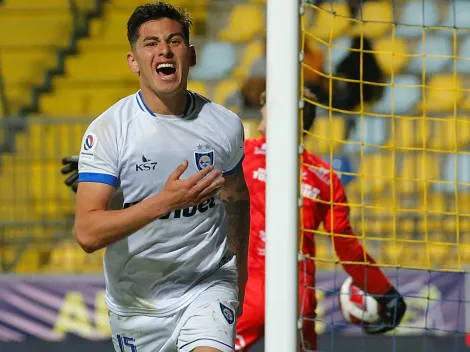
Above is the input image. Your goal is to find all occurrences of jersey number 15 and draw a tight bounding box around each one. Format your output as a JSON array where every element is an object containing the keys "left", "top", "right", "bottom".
[{"left": 117, "top": 334, "right": 137, "bottom": 352}]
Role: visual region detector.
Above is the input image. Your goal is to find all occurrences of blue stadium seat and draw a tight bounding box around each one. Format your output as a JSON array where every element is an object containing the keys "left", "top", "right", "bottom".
[
  {"left": 408, "top": 36, "right": 451, "bottom": 75},
  {"left": 396, "top": 1, "right": 439, "bottom": 37},
  {"left": 323, "top": 36, "right": 352, "bottom": 75},
  {"left": 457, "top": 36, "right": 470, "bottom": 73},
  {"left": 371, "top": 75, "right": 421, "bottom": 115},
  {"left": 190, "top": 41, "right": 237, "bottom": 80},
  {"left": 434, "top": 153, "right": 470, "bottom": 193},
  {"left": 343, "top": 116, "right": 388, "bottom": 154},
  {"left": 441, "top": 1, "right": 470, "bottom": 34}
]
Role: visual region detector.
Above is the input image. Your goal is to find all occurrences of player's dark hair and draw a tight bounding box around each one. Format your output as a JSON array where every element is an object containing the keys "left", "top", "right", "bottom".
[
  {"left": 303, "top": 83, "right": 317, "bottom": 132},
  {"left": 127, "top": 1, "right": 193, "bottom": 48}
]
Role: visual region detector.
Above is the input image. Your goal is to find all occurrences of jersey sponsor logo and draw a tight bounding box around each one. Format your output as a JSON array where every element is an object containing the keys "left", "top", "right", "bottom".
[
  {"left": 252, "top": 167, "right": 266, "bottom": 182},
  {"left": 301, "top": 184, "right": 320, "bottom": 200},
  {"left": 219, "top": 302, "right": 235, "bottom": 325},
  {"left": 194, "top": 150, "right": 214, "bottom": 170},
  {"left": 257, "top": 230, "right": 266, "bottom": 256},
  {"left": 254, "top": 143, "right": 266, "bottom": 155},
  {"left": 159, "top": 197, "right": 216, "bottom": 219},
  {"left": 135, "top": 155, "right": 158, "bottom": 171},
  {"left": 309, "top": 166, "right": 331, "bottom": 185}
]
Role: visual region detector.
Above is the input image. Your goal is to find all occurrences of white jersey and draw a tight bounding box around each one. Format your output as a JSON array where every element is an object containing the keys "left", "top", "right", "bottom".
[{"left": 78, "top": 90, "right": 244, "bottom": 317}]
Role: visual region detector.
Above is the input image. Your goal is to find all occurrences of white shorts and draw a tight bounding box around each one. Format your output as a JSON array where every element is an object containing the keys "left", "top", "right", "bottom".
[{"left": 109, "top": 281, "right": 239, "bottom": 352}]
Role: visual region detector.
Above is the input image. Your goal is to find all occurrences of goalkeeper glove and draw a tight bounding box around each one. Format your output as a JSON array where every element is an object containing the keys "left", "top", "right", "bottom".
[
  {"left": 363, "top": 286, "right": 407, "bottom": 335},
  {"left": 61, "top": 156, "right": 79, "bottom": 193}
]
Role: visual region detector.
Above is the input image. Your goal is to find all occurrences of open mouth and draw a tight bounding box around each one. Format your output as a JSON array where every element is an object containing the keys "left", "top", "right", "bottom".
[{"left": 156, "top": 63, "right": 176, "bottom": 79}]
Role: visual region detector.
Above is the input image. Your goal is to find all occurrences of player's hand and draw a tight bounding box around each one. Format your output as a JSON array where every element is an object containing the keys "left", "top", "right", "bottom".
[
  {"left": 160, "top": 160, "right": 225, "bottom": 211},
  {"left": 61, "top": 156, "right": 79, "bottom": 193},
  {"left": 363, "top": 286, "right": 407, "bottom": 335}
]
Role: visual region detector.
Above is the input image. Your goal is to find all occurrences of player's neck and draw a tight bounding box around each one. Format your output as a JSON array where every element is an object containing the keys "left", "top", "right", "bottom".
[{"left": 140, "top": 87, "right": 188, "bottom": 116}]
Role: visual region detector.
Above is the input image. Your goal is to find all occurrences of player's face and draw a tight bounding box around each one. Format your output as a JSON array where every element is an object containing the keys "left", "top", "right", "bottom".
[
  {"left": 258, "top": 91, "right": 267, "bottom": 136},
  {"left": 127, "top": 18, "right": 195, "bottom": 96}
]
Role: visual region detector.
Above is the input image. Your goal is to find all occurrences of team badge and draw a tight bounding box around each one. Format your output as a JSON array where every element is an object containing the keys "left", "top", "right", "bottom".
[
  {"left": 194, "top": 150, "right": 214, "bottom": 170},
  {"left": 219, "top": 302, "right": 235, "bottom": 325},
  {"left": 83, "top": 133, "right": 97, "bottom": 151}
]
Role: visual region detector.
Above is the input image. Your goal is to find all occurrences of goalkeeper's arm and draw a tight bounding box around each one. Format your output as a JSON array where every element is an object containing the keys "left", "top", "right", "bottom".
[
  {"left": 61, "top": 156, "right": 124, "bottom": 210},
  {"left": 323, "top": 174, "right": 407, "bottom": 334}
]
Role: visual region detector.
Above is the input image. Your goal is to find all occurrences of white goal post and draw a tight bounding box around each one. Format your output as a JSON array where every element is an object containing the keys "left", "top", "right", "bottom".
[{"left": 265, "top": 0, "right": 301, "bottom": 351}]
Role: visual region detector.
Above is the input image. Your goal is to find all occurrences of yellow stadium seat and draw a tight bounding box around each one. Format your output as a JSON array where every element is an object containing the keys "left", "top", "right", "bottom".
[
  {"left": 64, "top": 52, "right": 133, "bottom": 82},
  {"left": 219, "top": 5, "right": 264, "bottom": 42},
  {"left": 2, "top": 0, "right": 71, "bottom": 9},
  {"left": 397, "top": 154, "right": 439, "bottom": 194},
  {"left": 187, "top": 81, "right": 207, "bottom": 97},
  {"left": 0, "top": 20, "right": 71, "bottom": 47},
  {"left": 213, "top": 80, "right": 240, "bottom": 107},
  {"left": 428, "top": 117, "right": 470, "bottom": 152},
  {"left": 387, "top": 118, "right": 430, "bottom": 149},
  {"left": 348, "top": 153, "right": 395, "bottom": 195},
  {"left": 0, "top": 247, "right": 40, "bottom": 273},
  {"left": 351, "top": 2, "right": 393, "bottom": 39},
  {"left": 374, "top": 37, "right": 409, "bottom": 76},
  {"left": 242, "top": 119, "right": 261, "bottom": 139},
  {"left": 233, "top": 40, "right": 264, "bottom": 79},
  {"left": 309, "top": 2, "right": 352, "bottom": 42},
  {"left": 422, "top": 74, "right": 464, "bottom": 113},
  {"left": 304, "top": 117, "right": 345, "bottom": 155},
  {"left": 43, "top": 242, "right": 88, "bottom": 273},
  {"left": 0, "top": 50, "right": 56, "bottom": 85}
]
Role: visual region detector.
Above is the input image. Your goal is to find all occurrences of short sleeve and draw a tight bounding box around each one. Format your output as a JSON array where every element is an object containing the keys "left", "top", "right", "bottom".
[
  {"left": 78, "top": 118, "right": 119, "bottom": 187},
  {"left": 223, "top": 118, "right": 245, "bottom": 176}
]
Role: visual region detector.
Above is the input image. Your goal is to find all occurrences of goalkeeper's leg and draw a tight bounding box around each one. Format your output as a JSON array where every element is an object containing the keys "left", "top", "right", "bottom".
[
  {"left": 299, "top": 279, "right": 317, "bottom": 351},
  {"left": 235, "top": 276, "right": 265, "bottom": 351}
]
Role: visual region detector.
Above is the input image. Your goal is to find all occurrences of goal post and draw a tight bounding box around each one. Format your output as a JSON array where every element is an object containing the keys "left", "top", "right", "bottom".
[{"left": 265, "top": 0, "right": 301, "bottom": 351}]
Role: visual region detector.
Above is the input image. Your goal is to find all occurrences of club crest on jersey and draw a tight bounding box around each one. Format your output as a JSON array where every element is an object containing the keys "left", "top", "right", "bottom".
[
  {"left": 194, "top": 151, "right": 214, "bottom": 170},
  {"left": 219, "top": 303, "right": 235, "bottom": 325}
]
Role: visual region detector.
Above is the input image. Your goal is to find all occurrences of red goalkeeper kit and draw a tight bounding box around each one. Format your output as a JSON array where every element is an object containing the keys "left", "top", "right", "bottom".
[{"left": 235, "top": 137, "right": 392, "bottom": 351}]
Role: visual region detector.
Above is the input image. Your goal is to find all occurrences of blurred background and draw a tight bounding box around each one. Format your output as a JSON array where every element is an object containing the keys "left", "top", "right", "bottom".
[{"left": 0, "top": 0, "right": 470, "bottom": 351}]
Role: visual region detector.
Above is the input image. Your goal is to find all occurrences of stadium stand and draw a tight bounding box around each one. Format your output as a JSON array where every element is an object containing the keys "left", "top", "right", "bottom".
[{"left": 2, "top": 0, "right": 470, "bottom": 273}]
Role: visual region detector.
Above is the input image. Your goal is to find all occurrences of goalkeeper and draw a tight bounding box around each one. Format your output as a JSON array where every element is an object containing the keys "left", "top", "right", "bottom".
[{"left": 60, "top": 86, "right": 406, "bottom": 351}]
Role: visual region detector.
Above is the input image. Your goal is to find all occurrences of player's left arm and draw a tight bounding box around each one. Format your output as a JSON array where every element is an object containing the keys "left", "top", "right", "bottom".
[
  {"left": 324, "top": 174, "right": 407, "bottom": 334},
  {"left": 220, "top": 167, "right": 250, "bottom": 316}
]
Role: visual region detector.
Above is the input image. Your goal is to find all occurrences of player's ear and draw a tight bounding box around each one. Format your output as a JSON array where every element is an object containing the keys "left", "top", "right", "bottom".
[
  {"left": 127, "top": 52, "right": 140, "bottom": 74},
  {"left": 189, "top": 45, "right": 197, "bottom": 67}
]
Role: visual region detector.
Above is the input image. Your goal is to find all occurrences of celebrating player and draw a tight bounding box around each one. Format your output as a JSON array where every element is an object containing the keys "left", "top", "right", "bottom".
[
  {"left": 72, "top": 2, "right": 250, "bottom": 352},
  {"left": 235, "top": 87, "right": 406, "bottom": 351}
]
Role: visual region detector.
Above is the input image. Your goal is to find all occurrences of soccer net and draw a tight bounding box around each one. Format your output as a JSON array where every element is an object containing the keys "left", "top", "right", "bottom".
[{"left": 299, "top": 0, "right": 470, "bottom": 350}]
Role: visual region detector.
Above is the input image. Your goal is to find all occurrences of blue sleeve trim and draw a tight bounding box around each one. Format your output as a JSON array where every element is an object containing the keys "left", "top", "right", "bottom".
[
  {"left": 78, "top": 172, "right": 118, "bottom": 187},
  {"left": 180, "top": 338, "right": 234, "bottom": 351},
  {"left": 223, "top": 154, "right": 244, "bottom": 176}
]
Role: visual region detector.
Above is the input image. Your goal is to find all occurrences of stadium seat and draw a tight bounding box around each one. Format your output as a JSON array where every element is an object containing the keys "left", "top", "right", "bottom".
[
  {"left": 309, "top": 2, "right": 352, "bottom": 42},
  {"left": 441, "top": 1, "right": 470, "bottom": 35},
  {"left": 323, "top": 36, "right": 352, "bottom": 76},
  {"left": 351, "top": 1, "right": 393, "bottom": 39},
  {"left": 388, "top": 117, "right": 430, "bottom": 149},
  {"left": 213, "top": 80, "right": 242, "bottom": 110},
  {"left": 374, "top": 37, "right": 409, "bottom": 76},
  {"left": 233, "top": 40, "right": 264, "bottom": 79},
  {"left": 397, "top": 154, "right": 439, "bottom": 194},
  {"left": 190, "top": 42, "right": 237, "bottom": 81},
  {"left": 304, "top": 117, "right": 346, "bottom": 155},
  {"left": 242, "top": 119, "right": 261, "bottom": 139},
  {"left": 187, "top": 81, "right": 208, "bottom": 97},
  {"left": 0, "top": 50, "right": 57, "bottom": 85},
  {"left": 343, "top": 116, "right": 389, "bottom": 154},
  {"left": 428, "top": 117, "right": 470, "bottom": 152},
  {"left": 408, "top": 36, "right": 451, "bottom": 75},
  {"left": 434, "top": 153, "right": 470, "bottom": 193},
  {"left": 456, "top": 36, "right": 470, "bottom": 73},
  {"left": 219, "top": 4, "right": 264, "bottom": 42},
  {"left": 371, "top": 75, "right": 421, "bottom": 116},
  {"left": 396, "top": 1, "right": 439, "bottom": 37},
  {"left": 422, "top": 74, "right": 463, "bottom": 113},
  {"left": 348, "top": 153, "right": 395, "bottom": 195}
]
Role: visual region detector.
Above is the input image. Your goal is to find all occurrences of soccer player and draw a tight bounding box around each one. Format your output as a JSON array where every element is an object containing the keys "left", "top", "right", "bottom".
[
  {"left": 71, "top": 2, "right": 250, "bottom": 352},
  {"left": 235, "top": 88, "right": 406, "bottom": 351}
]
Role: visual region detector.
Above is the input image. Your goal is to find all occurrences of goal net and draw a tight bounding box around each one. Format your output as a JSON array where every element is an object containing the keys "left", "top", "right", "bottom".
[{"left": 297, "top": 0, "right": 469, "bottom": 351}]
